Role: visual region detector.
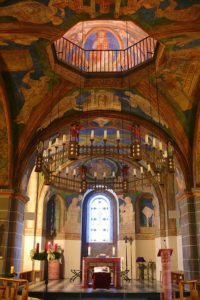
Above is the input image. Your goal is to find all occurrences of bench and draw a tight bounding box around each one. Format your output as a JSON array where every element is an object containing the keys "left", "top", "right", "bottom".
[
  {"left": 179, "top": 280, "right": 200, "bottom": 300},
  {"left": 0, "top": 277, "right": 29, "bottom": 299}
]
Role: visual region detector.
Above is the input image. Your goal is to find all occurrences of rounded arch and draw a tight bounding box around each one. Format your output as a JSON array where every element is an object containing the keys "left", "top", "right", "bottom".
[
  {"left": 135, "top": 184, "right": 165, "bottom": 237},
  {"left": 81, "top": 189, "right": 119, "bottom": 258},
  {"left": 42, "top": 190, "right": 65, "bottom": 240}
]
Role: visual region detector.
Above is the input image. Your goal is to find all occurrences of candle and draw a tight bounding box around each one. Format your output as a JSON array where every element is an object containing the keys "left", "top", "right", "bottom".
[
  {"left": 54, "top": 243, "right": 58, "bottom": 252},
  {"left": 88, "top": 246, "right": 91, "bottom": 256},
  {"left": 140, "top": 166, "right": 144, "bottom": 174},
  {"left": 36, "top": 243, "right": 39, "bottom": 253},
  {"left": 112, "top": 246, "right": 115, "bottom": 256},
  {"left": 45, "top": 242, "right": 48, "bottom": 252},
  {"left": 145, "top": 134, "right": 149, "bottom": 145},
  {"left": 59, "top": 166, "right": 62, "bottom": 172},
  {"left": 91, "top": 130, "right": 94, "bottom": 140},
  {"left": 48, "top": 241, "right": 51, "bottom": 249},
  {"left": 112, "top": 171, "right": 115, "bottom": 178},
  {"left": 133, "top": 168, "right": 136, "bottom": 176},
  {"left": 147, "top": 164, "right": 151, "bottom": 172},
  {"left": 73, "top": 169, "right": 76, "bottom": 176},
  {"left": 103, "top": 129, "right": 107, "bottom": 141},
  {"left": 10, "top": 266, "right": 14, "bottom": 274},
  {"left": 94, "top": 171, "right": 97, "bottom": 178},
  {"left": 116, "top": 130, "right": 120, "bottom": 140},
  {"left": 103, "top": 172, "right": 106, "bottom": 178},
  {"left": 63, "top": 134, "right": 67, "bottom": 143},
  {"left": 48, "top": 140, "right": 52, "bottom": 148},
  {"left": 152, "top": 137, "right": 156, "bottom": 148},
  {"left": 55, "top": 137, "right": 59, "bottom": 146},
  {"left": 66, "top": 167, "right": 69, "bottom": 175},
  {"left": 159, "top": 141, "right": 163, "bottom": 151},
  {"left": 121, "top": 257, "right": 124, "bottom": 271}
]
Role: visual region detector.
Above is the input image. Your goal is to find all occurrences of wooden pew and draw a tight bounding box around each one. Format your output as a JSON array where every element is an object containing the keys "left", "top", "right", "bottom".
[
  {"left": 0, "top": 277, "right": 29, "bottom": 300},
  {"left": 179, "top": 280, "right": 200, "bottom": 300}
]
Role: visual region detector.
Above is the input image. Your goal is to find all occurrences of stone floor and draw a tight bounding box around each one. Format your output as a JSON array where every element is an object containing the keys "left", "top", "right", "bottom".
[{"left": 27, "top": 279, "right": 189, "bottom": 300}]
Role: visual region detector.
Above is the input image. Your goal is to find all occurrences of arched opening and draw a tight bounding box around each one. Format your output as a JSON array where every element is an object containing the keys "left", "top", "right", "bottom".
[{"left": 81, "top": 190, "right": 118, "bottom": 259}]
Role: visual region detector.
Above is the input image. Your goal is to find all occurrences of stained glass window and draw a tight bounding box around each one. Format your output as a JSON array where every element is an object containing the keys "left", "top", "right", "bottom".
[{"left": 87, "top": 194, "right": 113, "bottom": 243}]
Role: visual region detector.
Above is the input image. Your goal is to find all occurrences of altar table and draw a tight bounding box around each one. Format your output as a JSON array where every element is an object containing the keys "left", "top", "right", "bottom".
[{"left": 82, "top": 257, "right": 121, "bottom": 288}]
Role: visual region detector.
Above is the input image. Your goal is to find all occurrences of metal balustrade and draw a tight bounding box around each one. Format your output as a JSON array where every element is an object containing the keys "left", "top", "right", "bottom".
[{"left": 54, "top": 36, "right": 157, "bottom": 73}]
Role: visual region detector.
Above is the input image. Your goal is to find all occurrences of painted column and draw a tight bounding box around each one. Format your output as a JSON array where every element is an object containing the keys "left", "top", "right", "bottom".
[
  {"left": 179, "top": 190, "right": 200, "bottom": 280},
  {"left": 0, "top": 190, "right": 11, "bottom": 275},
  {"left": 158, "top": 248, "right": 173, "bottom": 300},
  {"left": 6, "top": 191, "right": 28, "bottom": 274}
]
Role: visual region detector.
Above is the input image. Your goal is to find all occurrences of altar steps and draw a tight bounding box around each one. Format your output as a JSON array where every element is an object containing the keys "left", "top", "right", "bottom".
[{"left": 26, "top": 279, "right": 190, "bottom": 300}]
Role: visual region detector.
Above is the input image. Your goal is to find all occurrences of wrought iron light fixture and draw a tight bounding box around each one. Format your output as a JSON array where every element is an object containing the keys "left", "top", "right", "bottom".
[{"left": 35, "top": 122, "right": 175, "bottom": 193}]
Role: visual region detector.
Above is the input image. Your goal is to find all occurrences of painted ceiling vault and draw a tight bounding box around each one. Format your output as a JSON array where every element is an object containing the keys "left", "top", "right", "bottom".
[{"left": 0, "top": 0, "right": 200, "bottom": 189}]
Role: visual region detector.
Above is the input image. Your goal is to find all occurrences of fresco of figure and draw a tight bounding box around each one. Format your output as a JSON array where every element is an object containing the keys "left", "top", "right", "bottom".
[
  {"left": 65, "top": 197, "right": 80, "bottom": 234},
  {"left": 89, "top": 30, "right": 110, "bottom": 72},
  {"left": 120, "top": 196, "right": 134, "bottom": 226}
]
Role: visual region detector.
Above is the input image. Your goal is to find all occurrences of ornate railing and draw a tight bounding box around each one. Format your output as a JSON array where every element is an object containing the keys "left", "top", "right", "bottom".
[{"left": 54, "top": 36, "right": 157, "bottom": 73}]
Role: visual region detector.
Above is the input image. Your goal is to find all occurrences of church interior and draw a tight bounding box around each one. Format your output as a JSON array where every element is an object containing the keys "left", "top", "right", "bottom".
[{"left": 0, "top": 1, "right": 200, "bottom": 299}]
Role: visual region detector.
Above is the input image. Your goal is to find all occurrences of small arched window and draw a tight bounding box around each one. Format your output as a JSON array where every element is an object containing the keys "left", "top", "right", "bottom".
[
  {"left": 87, "top": 194, "right": 113, "bottom": 243},
  {"left": 46, "top": 196, "right": 60, "bottom": 236}
]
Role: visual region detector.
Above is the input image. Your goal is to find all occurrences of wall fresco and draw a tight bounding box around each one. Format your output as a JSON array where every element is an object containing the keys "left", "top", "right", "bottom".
[
  {"left": 41, "top": 88, "right": 167, "bottom": 130},
  {"left": 15, "top": 72, "right": 49, "bottom": 124}
]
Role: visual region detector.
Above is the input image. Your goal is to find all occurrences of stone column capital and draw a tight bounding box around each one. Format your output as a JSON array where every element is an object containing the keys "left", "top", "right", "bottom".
[{"left": 0, "top": 188, "right": 29, "bottom": 203}]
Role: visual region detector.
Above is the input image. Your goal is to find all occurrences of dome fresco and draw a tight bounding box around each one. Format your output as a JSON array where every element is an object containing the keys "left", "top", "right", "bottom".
[{"left": 63, "top": 20, "right": 149, "bottom": 50}]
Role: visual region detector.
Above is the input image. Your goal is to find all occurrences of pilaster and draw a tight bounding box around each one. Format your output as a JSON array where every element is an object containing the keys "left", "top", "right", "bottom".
[{"left": 178, "top": 190, "right": 200, "bottom": 279}]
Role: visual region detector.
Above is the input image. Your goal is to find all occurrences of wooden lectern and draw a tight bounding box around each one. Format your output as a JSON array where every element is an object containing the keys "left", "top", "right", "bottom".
[{"left": 158, "top": 249, "right": 173, "bottom": 300}]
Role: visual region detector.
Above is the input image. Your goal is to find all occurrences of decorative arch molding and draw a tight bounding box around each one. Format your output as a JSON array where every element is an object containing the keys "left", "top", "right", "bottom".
[
  {"left": 81, "top": 189, "right": 119, "bottom": 259},
  {"left": 0, "top": 73, "right": 12, "bottom": 186},
  {"left": 193, "top": 100, "right": 200, "bottom": 187}
]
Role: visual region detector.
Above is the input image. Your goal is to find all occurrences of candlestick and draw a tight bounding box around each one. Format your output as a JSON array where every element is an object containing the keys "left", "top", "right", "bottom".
[{"left": 88, "top": 246, "right": 91, "bottom": 256}]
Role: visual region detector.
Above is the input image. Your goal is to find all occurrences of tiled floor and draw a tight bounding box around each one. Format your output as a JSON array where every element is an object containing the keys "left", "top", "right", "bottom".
[{"left": 27, "top": 279, "right": 186, "bottom": 300}]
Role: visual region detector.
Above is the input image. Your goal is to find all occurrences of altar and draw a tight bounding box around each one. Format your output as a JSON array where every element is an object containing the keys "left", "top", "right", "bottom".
[{"left": 82, "top": 257, "right": 121, "bottom": 288}]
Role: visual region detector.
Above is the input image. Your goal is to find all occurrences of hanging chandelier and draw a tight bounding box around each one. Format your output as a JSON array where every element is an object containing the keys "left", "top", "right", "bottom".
[{"left": 35, "top": 123, "right": 175, "bottom": 193}]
